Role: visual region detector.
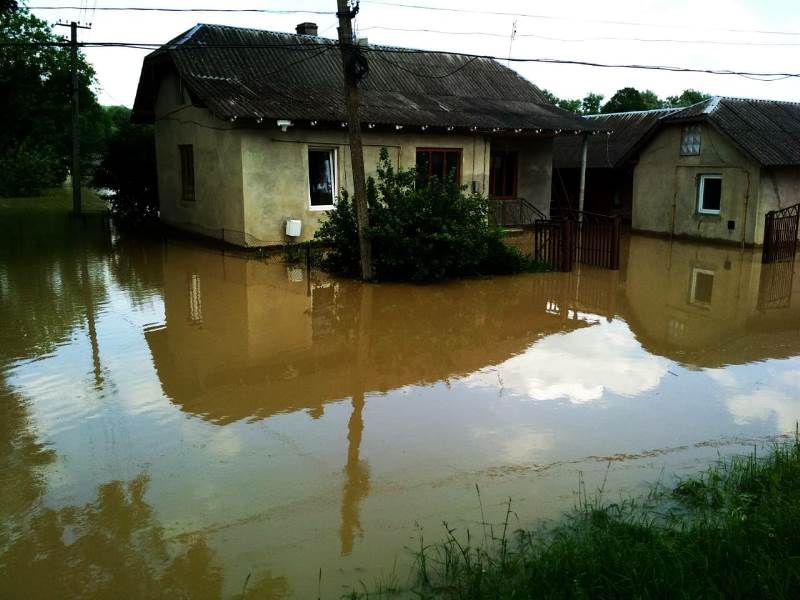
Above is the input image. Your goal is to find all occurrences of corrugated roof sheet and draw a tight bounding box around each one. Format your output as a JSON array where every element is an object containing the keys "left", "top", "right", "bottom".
[
  {"left": 665, "top": 97, "right": 800, "bottom": 166},
  {"left": 553, "top": 108, "right": 680, "bottom": 169},
  {"left": 132, "top": 23, "right": 594, "bottom": 132}
]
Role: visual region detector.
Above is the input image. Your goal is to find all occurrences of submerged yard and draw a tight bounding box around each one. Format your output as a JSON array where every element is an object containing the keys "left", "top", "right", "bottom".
[{"left": 1, "top": 204, "right": 800, "bottom": 598}]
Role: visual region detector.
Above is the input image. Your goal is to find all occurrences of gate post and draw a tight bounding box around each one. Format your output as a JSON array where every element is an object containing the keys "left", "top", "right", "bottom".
[
  {"left": 610, "top": 215, "right": 621, "bottom": 270},
  {"left": 762, "top": 212, "right": 774, "bottom": 263},
  {"left": 560, "top": 219, "right": 574, "bottom": 272}
]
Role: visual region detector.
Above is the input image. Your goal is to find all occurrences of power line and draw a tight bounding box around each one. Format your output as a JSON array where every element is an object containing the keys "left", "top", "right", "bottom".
[
  {"left": 360, "top": 0, "right": 800, "bottom": 38},
  {"left": 1, "top": 39, "right": 798, "bottom": 80},
  {"left": 359, "top": 25, "right": 800, "bottom": 47},
  {"left": 26, "top": 5, "right": 334, "bottom": 15}
]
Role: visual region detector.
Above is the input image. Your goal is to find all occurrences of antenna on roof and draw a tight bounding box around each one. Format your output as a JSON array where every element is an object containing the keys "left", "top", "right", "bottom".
[{"left": 506, "top": 19, "right": 517, "bottom": 66}]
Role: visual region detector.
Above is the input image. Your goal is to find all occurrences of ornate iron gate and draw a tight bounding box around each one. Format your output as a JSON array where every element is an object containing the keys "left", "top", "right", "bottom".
[{"left": 762, "top": 203, "right": 800, "bottom": 263}]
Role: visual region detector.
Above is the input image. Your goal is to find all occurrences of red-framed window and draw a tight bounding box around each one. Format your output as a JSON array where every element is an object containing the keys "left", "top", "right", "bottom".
[
  {"left": 415, "top": 148, "right": 462, "bottom": 184},
  {"left": 489, "top": 151, "right": 518, "bottom": 198}
]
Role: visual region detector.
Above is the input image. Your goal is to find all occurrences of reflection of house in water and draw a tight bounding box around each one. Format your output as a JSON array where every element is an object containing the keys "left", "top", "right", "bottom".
[
  {"left": 143, "top": 243, "right": 620, "bottom": 556},
  {"left": 622, "top": 235, "right": 800, "bottom": 367}
]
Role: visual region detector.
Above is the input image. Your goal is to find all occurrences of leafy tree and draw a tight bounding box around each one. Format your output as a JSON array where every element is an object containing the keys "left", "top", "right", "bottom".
[
  {"left": 92, "top": 109, "right": 159, "bottom": 228},
  {"left": 0, "top": 6, "right": 105, "bottom": 196},
  {"left": 601, "top": 87, "right": 664, "bottom": 113},
  {"left": 666, "top": 89, "right": 708, "bottom": 108},
  {"left": 0, "top": 1, "right": 19, "bottom": 13},
  {"left": 315, "top": 149, "right": 539, "bottom": 281},
  {"left": 581, "top": 93, "right": 604, "bottom": 115}
]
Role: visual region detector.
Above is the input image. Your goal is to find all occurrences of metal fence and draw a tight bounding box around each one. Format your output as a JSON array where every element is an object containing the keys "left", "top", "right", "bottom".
[
  {"left": 762, "top": 203, "right": 800, "bottom": 264},
  {"left": 533, "top": 212, "right": 621, "bottom": 272}
]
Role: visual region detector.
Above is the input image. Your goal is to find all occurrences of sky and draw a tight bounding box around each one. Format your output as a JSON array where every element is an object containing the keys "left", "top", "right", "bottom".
[{"left": 26, "top": 0, "right": 800, "bottom": 107}]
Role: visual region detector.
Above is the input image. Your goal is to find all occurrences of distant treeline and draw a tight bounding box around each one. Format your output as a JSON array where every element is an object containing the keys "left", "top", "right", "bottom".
[{"left": 542, "top": 87, "right": 708, "bottom": 115}]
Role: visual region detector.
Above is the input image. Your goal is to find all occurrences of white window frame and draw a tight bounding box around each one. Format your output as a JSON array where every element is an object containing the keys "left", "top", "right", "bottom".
[
  {"left": 690, "top": 267, "right": 715, "bottom": 307},
  {"left": 307, "top": 147, "right": 338, "bottom": 211},
  {"left": 697, "top": 174, "right": 722, "bottom": 215},
  {"left": 680, "top": 124, "right": 702, "bottom": 156}
]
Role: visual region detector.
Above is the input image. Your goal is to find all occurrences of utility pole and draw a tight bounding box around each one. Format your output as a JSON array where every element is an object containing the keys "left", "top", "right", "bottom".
[
  {"left": 56, "top": 20, "right": 91, "bottom": 216},
  {"left": 336, "top": 0, "right": 373, "bottom": 280}
]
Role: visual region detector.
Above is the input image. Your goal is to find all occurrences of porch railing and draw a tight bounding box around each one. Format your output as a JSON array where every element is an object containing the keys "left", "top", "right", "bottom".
[{"left": 489, "top": 197, "right": 546, "bottom": 228}]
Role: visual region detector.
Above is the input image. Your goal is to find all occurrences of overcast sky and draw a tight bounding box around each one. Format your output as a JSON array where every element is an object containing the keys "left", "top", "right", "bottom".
[{"left": 28, "top": 0, "right": 800, "bottom": 107}]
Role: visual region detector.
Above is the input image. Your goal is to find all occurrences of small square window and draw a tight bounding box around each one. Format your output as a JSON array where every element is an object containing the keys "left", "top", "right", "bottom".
[
  {"left": 680, "top": 124, "right": 701, "bottom": 155},
  {"left": 179, "top": 145, "right": 195, "bottom": 203},
  {"left": 698, "top": 174, "right": 722, "bottom": 215},
  {"left": 690, "top": 268, "right": 714, "bottom": 306},
  {"left": 308, "top": 148, "right": 336, "bottom": 210}
]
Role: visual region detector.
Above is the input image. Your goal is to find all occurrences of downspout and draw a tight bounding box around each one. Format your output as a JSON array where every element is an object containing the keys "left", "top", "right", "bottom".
[
  {"left": 740, "top": 168, "right": 751, "bottom": 249},
  {"left": 670, "top": 165, "right": 680, "bottom": 238},
  {"left": 578, "top": 133, "right": 588, "bottom": 221}
]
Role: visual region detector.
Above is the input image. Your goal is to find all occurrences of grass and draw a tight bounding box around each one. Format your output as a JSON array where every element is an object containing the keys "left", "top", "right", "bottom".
[
  {"left": 0, "top": 185, "right": 107, "bottom": 214},
  {"left": 347, "top": 433, "right": 800, "bottom": 599}
]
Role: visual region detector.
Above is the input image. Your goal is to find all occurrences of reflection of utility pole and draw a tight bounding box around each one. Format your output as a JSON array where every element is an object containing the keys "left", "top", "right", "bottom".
[
  {"left": 56, "top": 20, "right": 91, "bottom": 215},
  {"left": 336, "top": 0, "right": 373, "bottom": 280},
  {"left": 339, "top": 284, "right": 373, "bottom": 555},
  {"left": 80, "top": 254, "right": 103, "bottom": 390}
]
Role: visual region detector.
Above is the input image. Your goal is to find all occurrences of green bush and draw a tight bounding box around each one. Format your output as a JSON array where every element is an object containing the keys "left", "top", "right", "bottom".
[
  {"left": 92, "top": 119, "right": 158, "bottom": 228},
  {"left": 315, "top": 148, "right": 539, "bottom": 281},
  {"left": 0, "top": 142, "right": 64, "bottom": 197}
]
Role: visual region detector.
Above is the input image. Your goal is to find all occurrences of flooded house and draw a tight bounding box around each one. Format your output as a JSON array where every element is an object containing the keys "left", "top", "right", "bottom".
[
  {"left": 552, "top": 108, "right": 679, "bottom": 221},
  {"left": 131, "top": 22, "right": 595, "bottom": 247},
  {"left": 633, "top": 97, "right": 800, "bottom": 245}
]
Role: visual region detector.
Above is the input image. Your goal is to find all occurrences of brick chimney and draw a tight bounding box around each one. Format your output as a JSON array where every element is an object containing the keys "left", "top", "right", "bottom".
[{"left": 295, "top": 22, "right": 318, "bottom": 36}]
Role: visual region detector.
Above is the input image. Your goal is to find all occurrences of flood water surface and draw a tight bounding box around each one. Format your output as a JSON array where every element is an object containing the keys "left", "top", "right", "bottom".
[{"left": 2, "top": 217, "right": 800, "bottom": 598}]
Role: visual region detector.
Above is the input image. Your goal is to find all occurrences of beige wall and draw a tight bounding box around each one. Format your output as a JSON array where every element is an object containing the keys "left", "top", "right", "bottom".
[
  {"left": 632, "top": 123, "right": 762, "bottom": 245},
  {"left": 241, "top": 129, "right": 496, "bottom": 245},
  {"left": 154, "top": 73, "right": 247, "bottom": 245},
  {"left": 758, "top": 166, "right": 800, "bottom": 216}
]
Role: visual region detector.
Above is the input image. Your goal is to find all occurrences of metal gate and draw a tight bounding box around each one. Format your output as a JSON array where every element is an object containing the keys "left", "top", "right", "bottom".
[
  {"left": 533, "top": 212, "right": 621, "bottom": 272},
  {"left": 762, "top": 203, "right": 800, "bottom": 263}
]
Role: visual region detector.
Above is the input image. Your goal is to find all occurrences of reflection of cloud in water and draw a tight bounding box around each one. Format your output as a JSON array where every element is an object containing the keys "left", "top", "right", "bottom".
[
  {"left": 707, "top": 366, "right": 800, "bottom": 432},
  {"left": 780, "top": 370, "right": 800, "bottom": 389},
  {"left": 726, "top": 389, "right": 800, "bottom": 432},
  {"left": 465, "top": 320, "right": 670, "bottom": 403}
]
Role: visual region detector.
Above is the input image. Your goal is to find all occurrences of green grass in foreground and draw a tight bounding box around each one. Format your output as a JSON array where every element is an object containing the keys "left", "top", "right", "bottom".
[{"left": 348, "top": 434, "right": 800, "bottom": 599}]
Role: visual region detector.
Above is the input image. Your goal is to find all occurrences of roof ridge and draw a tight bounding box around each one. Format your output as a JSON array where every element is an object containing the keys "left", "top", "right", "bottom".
[{"left": 584, "top": 107, "right": 681, "bottom": 118}]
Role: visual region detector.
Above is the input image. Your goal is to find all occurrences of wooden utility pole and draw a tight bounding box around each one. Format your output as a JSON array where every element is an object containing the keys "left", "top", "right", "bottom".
[
  {"left": 336, "top": 0, "right": 373, "bottom": 280},
  {"left": 57, "top": 20, "right": 91, "bottom": 216}
]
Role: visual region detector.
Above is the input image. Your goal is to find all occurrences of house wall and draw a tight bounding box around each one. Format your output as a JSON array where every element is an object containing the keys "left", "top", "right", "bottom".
[
  {"left": 490, "top": 137, "right": 554, "bottom": 216},
  {"left": 154, "top": 72, "right": 247, "bottom": 245},
  {"left": 240, "top": 129, "right": 498, "bottom": 245},
  {"left": 758, "top": 166, "right": 800, "bottom": 214},
  {"left": 632, "top": 123, "right": 762, "bottom": 245}
]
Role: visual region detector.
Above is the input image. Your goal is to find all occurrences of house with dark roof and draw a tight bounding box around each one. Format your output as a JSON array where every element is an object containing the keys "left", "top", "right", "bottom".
[
  {"left": 552, "top": 108, "right": 679, "bottom": 221},
  {"left": 633, "top": 96, "right": 800, "bottom": 245},
  {"left": 131, "top": 22, "right": 595, "bottom": 246}
]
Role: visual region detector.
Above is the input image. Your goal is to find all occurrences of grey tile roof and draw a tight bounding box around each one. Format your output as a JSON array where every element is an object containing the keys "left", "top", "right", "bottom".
[
  {"left": 132, "top": 23, "right": 594, "bottom": 132},
  {"left": 553, "top": 108, "right": 680, "bottom": 169},
  {"left": 665, "top": 97, "right": 800, "bottom": 166}
]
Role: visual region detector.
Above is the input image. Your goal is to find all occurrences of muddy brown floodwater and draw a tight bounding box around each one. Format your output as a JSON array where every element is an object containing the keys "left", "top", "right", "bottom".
[{"left": 1, "top": 215, "right": 800, "bottom": 599}]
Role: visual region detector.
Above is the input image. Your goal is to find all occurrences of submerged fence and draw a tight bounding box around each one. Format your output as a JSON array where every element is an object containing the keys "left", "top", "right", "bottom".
[
  {"left": 533, "top": 212, "right": 621, "bottom": 272},
  {"left": 762, "top": 203, "right": 800, "bottom": 264}
]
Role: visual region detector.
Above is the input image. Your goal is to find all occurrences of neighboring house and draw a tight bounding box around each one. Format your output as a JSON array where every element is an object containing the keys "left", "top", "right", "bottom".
[
  {"left": 131, "top": 22, "right": 595, "bottom": 246},
  {"left": 552, "top": 108, "right": 679, "bottom": 221},
  {"left": 633, "top": 97, "right": 800, "bottom": 245}
]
